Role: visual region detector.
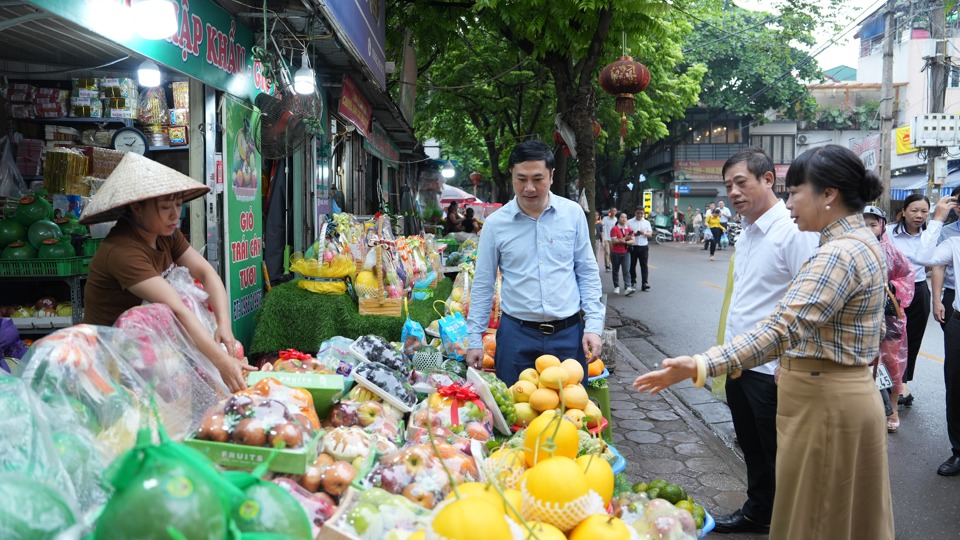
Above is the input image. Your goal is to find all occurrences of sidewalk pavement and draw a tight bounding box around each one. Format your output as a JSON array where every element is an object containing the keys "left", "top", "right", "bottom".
[{"left": 607, "top": 337, "right": 768, "bottom": 540}]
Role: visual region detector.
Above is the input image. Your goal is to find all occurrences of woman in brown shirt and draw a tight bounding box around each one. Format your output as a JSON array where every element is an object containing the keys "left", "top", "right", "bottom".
[
  {"left": 634, "top": 145, "right": 894, "bottom": 540},
  {"left": 80, "top": 153, "right": 252, "bottom": 392}
]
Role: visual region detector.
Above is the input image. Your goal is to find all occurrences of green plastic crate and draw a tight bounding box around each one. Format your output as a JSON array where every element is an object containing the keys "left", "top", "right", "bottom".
[
  {"left": 81, "top": 237, "right": 103, "bottom": 256},
  {"left": 0, "top": 256, "right": 91, "bottom": 277}
]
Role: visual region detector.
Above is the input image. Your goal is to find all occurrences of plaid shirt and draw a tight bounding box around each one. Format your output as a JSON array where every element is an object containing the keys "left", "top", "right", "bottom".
[{"left": 701, "top": 215, "right": 885, "bottom": 378}]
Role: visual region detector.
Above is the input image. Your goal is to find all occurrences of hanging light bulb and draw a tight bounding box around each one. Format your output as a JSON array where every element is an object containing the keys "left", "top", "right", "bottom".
[
  {"left": 294, "top": 51, "right": 316, "bottom": 95},
  {"left": 132, "top": 0, "right": 178, "bottom": 40},
  {"left": 441, "top": 159, "right": 456, "bottom": 179},
  {"left": 138, "top": 59, "right": 161, "bottom": 87}
]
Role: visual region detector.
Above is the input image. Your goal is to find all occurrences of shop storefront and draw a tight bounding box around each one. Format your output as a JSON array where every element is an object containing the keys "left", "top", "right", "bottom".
[{"left": 0, "top": 0, "right": 270, "bottom": 344}]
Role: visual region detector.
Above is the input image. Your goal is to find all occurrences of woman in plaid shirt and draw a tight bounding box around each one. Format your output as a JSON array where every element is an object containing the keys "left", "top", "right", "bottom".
[{"left": 635, "top": 145, "right": 893, "bottom": 540}]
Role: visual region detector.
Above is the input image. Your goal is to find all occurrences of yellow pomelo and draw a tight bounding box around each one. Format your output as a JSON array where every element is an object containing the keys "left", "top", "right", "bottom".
[
  {"left": 444, "top": 482, "right": 504, "bottom": 509},
  {"left": 560, "top": 384, "right": 589, "bottom": 410},
  {"left": 484, "top": 448, "right": 527, "bottom": 490},
  {"left": 567, "top": 514, "right": 631, "bottom": 540},
  {"left": 355, "top": 270, "right": 378, "bottom": 289},
  {"left": 535, "top": 354, "right": 561, "bottom": 373},
  {"left": 583, "top": 401, "right": 604, "bottom": 428},
  {"left": 560, "top": 358, "right": 585, "bottom": 385},
  {"left": 503, "top": 489, "right": 522, "bottom": 522},
  {"left": 432, "top": 498, "right": 512, "bottom": 540},
  {"left": 518, "top": 368, "right": 540, "bottom": 385},
  {"left": 528, "top": 388, "right": 560, "bottom": 412},
  {"left": 522, "top": 457, "right": 591, "bottom": 531},
  {"left": 538, "top": 366, "right": 569, "bottom": 390},
  {"left": 522, "top": 521, "right": 566, "bottom": 540},
  {"left": 407, "top": 530, "right": 426, "bottom": 540},
  {"left": 575, "top": 454, "right": 615, "bottom": 506},
  {"left": 522, "top": 411, "right": 579, "bottom": 466},
  {"left": 511, "top": 380, "right": 537, "bottom": 403}
]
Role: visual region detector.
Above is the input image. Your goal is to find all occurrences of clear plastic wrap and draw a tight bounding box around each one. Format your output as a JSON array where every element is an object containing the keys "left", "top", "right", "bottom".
[
  {"left": 113, "top": 303, "right": 231, "bottom": 436},
  {"left": 165, "top": 265, "right": 219, "bottom": 336},
  {"left": 0, "top": 136, "right": 27, "bottom": 198},
  {"left": 0, "top": 473, "right": 79, "bottom": 540},
  {"left": 338, "top": 487, "right": 432, "bottom": 540},
  {"left": 407, "top": 384, "right": 494, "bottom": 442},
  {"left": 879, "top": 234, "right": 914, "bottom": 399},
  {"left": 293, "top": 227, "right": 357, "bottom": 295},
  {"left": 193, "top": 392, "right": 317, "bottom": 450},
  {"left": 445, "top": 266, "right": 472, "bottom": 317},
  {"left": 326, "top": 399, "right": 404, "bottom": 445},
  {"left": 317, "top": 336, "right": 360, "bottom": 376},
  {"left": 367, "top": 444, "right": 454, "bottom": 509},
  {"left": 334, "top": 213, "right": 368, "bottom": 270}
]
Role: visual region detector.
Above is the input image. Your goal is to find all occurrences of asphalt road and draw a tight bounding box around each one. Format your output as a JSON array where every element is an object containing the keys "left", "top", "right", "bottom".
[{"left": 603, "top": 239, "right": 960, "bottom": 539}]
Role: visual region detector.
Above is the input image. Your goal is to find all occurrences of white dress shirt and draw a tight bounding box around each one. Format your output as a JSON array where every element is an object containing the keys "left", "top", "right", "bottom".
[
  {"left": 725, "top": 200, "right": 820, "bottom": 375},
  {"left": 601, "top": 215, "right": 617, "bottom": 242},
  {"left": 626, "top": 217, "right": 652, "bottom": 247},
  {"left": 467, "top": 194, "right": 604, "bottom": 349},
  {"left": 887, "top": 223, "right": 928, "bottom": 282},
  {"left": 917, "top": 220, "right": 960, "bottom": 311},
  {"left": 718, "top": 206, "right": 732, "bottom": 224}
]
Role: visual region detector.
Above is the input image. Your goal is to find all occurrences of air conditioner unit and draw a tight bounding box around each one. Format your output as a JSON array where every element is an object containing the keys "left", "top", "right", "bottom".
[{"left": 797, "top": 134, "right": 808, "bottom": 145}]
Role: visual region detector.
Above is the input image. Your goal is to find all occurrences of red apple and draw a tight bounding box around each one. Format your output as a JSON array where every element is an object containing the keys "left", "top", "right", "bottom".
[
  {"left": 314, "top": 452, "right": 336, "bottom": 468},
  {"left": 377, "top": 465, "right": 407, "bottom": 494},
  {"left": 321, "top": 461, "right": 356, "bottom": 497},
  {"left": 299, "top": 464, "right": 324, "bottom": 492},
  {"left": 328, "top": 402, "right": 359, "bottom": 427},
  {"left": 268, "top": 422, "right": 304, "bottom": 449},
  {"left": 310, "top": 492, "right": 338, "bottom": 523},
  {"left": 232, "top": 417, "right": 267, "bottom": 446}
]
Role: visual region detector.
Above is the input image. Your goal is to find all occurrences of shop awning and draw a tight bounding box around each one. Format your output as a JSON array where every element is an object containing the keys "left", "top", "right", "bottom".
[{"left": 889, "top": 170, "right": 960, "bottom": 200}]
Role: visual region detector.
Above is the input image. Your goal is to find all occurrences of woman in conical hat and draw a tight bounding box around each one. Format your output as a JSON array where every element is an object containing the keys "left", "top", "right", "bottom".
[{"left": 80, "top": 153, "right": 254, "bottom": 391}]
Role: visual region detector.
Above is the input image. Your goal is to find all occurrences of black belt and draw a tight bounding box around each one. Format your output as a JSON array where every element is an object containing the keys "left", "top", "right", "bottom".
[{"left": 503, "top": 312, "right": 581, "bottom": 335}]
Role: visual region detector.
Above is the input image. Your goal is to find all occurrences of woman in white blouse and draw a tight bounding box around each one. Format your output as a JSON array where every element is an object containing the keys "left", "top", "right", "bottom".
[{"left": 886, "top": 194, "right": 931, "bottom": 405}]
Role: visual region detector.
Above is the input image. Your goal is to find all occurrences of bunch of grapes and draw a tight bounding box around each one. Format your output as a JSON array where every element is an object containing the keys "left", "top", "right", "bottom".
[{"left": 478, "top": 371, "right": 516, "bottom": 425}]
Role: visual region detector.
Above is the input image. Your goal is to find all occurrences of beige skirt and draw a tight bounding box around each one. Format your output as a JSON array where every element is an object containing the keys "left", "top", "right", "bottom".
[{"left": 773, "top": 359, "right": 894, "bottom": 540}]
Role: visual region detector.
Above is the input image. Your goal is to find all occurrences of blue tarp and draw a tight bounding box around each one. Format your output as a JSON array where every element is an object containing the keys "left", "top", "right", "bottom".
[{"left": 889, "top": 170, "right": 960, "bottom": 200}]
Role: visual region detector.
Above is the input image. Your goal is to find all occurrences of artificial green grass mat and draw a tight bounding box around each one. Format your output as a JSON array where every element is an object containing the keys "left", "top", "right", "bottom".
[{"left": 250, "top": 278, "right": 453, "bottom": 356}]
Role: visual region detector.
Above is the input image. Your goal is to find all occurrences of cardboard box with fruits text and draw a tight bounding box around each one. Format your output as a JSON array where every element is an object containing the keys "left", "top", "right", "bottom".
[{"left": 247, "top": 371, "right": 344, "bottom": 419}]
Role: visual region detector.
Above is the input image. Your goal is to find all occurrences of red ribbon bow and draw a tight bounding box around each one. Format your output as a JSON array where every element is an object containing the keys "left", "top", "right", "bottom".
[
  {"left": 436, "top": 383, "right": 485, "bottom": 427},
  {"left": 278, "top": 348, "right": 311, "bottom": 361}
]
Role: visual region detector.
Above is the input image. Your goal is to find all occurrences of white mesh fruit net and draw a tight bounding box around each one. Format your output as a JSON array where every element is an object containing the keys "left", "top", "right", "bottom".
[
  {"left": 481, "top": 455, "right": 525, "bottom": 491},
  {"left": 412, "top": 347, "right": 445, "bottom": 372},
  {"left": 520, "top": 482, "right": 606, "bottom": 532}
]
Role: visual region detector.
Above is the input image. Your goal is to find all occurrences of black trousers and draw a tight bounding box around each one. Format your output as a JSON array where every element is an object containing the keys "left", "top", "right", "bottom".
[
  {"left": 939, "top": 287, "right": 955, "bottom": 331},
  {"left": 725, "top": 370, "right": 777, "bottom": 524},
  {"left": 903, "top": 280, "right": 931, "bottom": 382},
  {"left": 708, "top": 227, "right": 722, "bottom": 256},
  {"left": 629, "top": 245, "right": 649, "bottom": 287},
  {"left": 943, "top": 316, "right": 960, "bottom": 455}
]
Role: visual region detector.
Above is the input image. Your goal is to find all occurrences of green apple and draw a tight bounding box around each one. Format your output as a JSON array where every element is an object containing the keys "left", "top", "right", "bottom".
[
  {"left": 358, "top": 488, "right": 394, "bottom": 507},
  {"left": 347, "top": 503, "right": 383, "bottom": 537},
  {"left": 448, "top": 301, "right": 462, "bottom": 314},
  {"left": 451, "top": 287, "right": 463, "bottom": 302}
]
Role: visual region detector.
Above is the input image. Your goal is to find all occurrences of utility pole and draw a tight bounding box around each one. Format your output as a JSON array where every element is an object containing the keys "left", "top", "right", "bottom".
[
  {"left": 927, "top": 0, "right": 947, "bottom": 204},
  {"left": 880, "top": 0, "right": 896, "bottom": 216}
]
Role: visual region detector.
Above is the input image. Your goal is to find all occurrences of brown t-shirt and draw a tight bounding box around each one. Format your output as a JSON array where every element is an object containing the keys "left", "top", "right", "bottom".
[{"left": 82, "top": 221, "right": 190, "bottom": 325}]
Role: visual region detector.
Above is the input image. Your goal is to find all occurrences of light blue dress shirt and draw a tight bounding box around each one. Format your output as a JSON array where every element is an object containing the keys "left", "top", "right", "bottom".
[{"left": 466, "top": 194, "right": 604, "bottom": 350}]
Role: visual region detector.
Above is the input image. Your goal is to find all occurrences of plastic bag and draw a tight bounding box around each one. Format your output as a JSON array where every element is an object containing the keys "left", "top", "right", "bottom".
[
  {"left": 407, "top": 384, "right": 493, "bottom": 443},
  {"left": 114, "top": 303, "right": 232, "bottom": 436},
  {"left": 0, "top": 136, "right": 28, "bottom": 198},
  {"left": 165, "top": 265, "right": 218, "bottom": 336},
  {"left": 333, "top": 213, "right": 368, "bottom": 270},
  {"left": 294, "top": 226, "right": 357, "bottom": 295},
  {"left": 720, "top": 232, "right": 729, "bottom": 248},
  {"left": 317, "top": 336, "right": 359, "bottom": 376},
  {"left": 0, "top": 473, "right": 79, "bottom": 540},
  {"left": 402, "top": 298, "right": 426, "bottom": 359},
  {"left": 445, "top": 265, "right": 472, "bottom": 317},
  {"left": 93, "top": 418, "right": 244, "bottom": 540},
  {"left": 434, "top": 300, "right": 469, "bottom": 361}
]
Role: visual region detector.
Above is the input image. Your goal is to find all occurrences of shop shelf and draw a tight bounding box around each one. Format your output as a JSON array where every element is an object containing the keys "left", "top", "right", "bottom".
[
  {"left": 151, "top": 144, "right": 190, "bottom": 152},
  {"left": 23, "top": 116, "right": 134, "bottom": 126},
  {"left": 11, "top": 316, "right": 72, "bottom": 330},
  {"left": 0, "top": 256, "right": 91, "bottom": 277}
]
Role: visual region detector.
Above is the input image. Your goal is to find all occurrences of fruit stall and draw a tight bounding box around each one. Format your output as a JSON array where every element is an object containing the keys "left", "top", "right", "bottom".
[{"left": 1, "top": 213, "right": 714, "bottom": 540}]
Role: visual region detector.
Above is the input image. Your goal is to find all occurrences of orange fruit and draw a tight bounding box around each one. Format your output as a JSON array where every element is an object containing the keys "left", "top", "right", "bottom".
[
  {"left": 528, "top": 388, "right": 560, "bottom": 412},
  {"left": 587, "top": 359, "right": 605, "bottom": 377},
  {"left": 482, "top": 354, "right": 495, "bottom": 369}
]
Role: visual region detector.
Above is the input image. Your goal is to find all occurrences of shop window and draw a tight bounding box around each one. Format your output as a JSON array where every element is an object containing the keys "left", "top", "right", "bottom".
[{"left": 750, "top": 135, "right": 795, "bottom": 163}]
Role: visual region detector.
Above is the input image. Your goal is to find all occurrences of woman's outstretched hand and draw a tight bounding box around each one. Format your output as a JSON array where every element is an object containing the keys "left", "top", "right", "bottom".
[{"left": 633, "top": 356, "right": 698, "bottom": 394}]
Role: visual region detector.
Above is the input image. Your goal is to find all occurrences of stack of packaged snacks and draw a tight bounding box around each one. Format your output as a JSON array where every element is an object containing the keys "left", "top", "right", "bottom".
[
  {"left": 99, "top": 78, "right": 138, "bottom": 119},
  {"left": 43, "top": 148, "right": 88, "bottom": 195},
  {"left": 70, "top": 78, "right": 102, "bottom": 118}
]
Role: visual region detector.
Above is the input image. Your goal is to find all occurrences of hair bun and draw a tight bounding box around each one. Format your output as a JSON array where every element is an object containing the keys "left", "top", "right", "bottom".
[{"left": 861, "top": 169, "right": 884, "bottom": 202}]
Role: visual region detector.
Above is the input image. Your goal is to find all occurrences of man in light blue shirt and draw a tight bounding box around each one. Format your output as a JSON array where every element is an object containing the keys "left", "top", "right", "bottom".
[{"left": 464, "top": 140, "right": 604, "bottom": 385}]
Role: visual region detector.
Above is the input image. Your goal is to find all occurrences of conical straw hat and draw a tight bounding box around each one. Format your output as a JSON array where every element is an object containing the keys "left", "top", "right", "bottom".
[{"left": 79, "top": 152, "right": 210, "bottom": 224}]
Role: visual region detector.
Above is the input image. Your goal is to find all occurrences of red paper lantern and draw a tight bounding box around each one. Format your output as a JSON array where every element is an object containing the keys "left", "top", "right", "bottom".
[
  {"left": 552, "top": 130, "right": 566, "bottom": 147},
  {"left": 599, "top": 55, "right": 650, "bottom": 144},
  {"left": 469, "top": 171, "right": 482, "bottom": 187}
]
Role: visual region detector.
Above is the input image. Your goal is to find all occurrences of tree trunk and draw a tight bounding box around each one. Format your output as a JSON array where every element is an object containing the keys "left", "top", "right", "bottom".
[{"left": 565, "top": 88, "right": 598, "bottom": 243}]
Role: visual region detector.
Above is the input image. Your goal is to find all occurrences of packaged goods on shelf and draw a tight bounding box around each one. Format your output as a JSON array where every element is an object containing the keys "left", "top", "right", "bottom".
[
  {"left": 172, "top": 81, "right": 189, "bottom": 109},
  {"left": 170, "top": 108, "right": 189, "bottom": 125},
  {"left": 43, "top": 148, "right": 88, "bottom": 194},
  {"left": 72, "top": 77, "right": 97, "bottom": 90},
  {"left": 4, "top": 83, "right": 36, "bottom": 101},
  {"left": 99, "top": 78, "right": 137, "bottom": 99},
  {"left": 7, "top": 104, "right": 32, "bottom": 118},
  {"left": 70, "top": 96, "right": 103, "bottom": 118},
  {"left": 45, "top": 125, "right": 80, "bottom": 142},
  {"left": 79, "top": 129, "right": 115, "bottom": 148},
  {"left": 15, "top": 139, "right": 43, "bottom": 176},
  {"left": 168, "top": 125, "right": 188, "bottom": 146},
  {"left": 138, "top": 86, "right": 169, "bottom": 124},
  {"left": 81, "top": 146, "right": 124, "bottom": 179},
  {"left": 143, "top": 124, "right": 169, "bottom": 147}
]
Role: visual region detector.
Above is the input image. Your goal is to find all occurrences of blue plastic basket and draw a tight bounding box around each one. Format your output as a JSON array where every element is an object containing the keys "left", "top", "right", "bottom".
[
  {"left": 701, "top": 511, "right": 715, "bottom": 537},
  {"left": 587, "top": 367, "right": 610, "bottom": 383},
  {"left": 607, "top": 442, "right": 626, "bottom": 475}
]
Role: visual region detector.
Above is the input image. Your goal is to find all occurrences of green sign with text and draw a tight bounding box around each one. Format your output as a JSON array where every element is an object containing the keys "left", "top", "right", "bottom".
[{"left": 25, "top": 0, "right": 271, "bottom": 99}]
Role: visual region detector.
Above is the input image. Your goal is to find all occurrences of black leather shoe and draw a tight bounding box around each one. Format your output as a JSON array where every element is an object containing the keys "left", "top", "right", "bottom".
[
  {"left": 712, "top": 509, "right": 770, "bottom": 534},
  {"left": 898, "top": 394, "right": 915, "bottom": 408},
  {"left": 937, "top": 455, "right": 960, "bottom": 476},
  {"left": 641, "top": 284, "right": 651, "bottom": 291}
]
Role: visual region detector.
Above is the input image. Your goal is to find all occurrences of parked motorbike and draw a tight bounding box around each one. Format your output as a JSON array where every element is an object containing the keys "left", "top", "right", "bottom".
[{"left": 725, "top": 222, "right": 742, "bottom": 245}]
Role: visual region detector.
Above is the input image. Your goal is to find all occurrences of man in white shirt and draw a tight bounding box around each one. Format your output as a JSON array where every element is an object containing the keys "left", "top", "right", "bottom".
[
  {"left": 601, "top": 207, "right": 618, "bottom": 272},
  {"left": 712, "top": 148, "right": 819, "bottom": 534},
  {"left": 626, "top": 208, "right": 652, "bottom": 292}
]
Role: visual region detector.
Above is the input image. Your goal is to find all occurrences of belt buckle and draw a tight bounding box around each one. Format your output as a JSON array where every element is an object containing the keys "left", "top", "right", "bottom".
[{"left": 539, "top": 323, "right": 555, "bottom": 335}]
